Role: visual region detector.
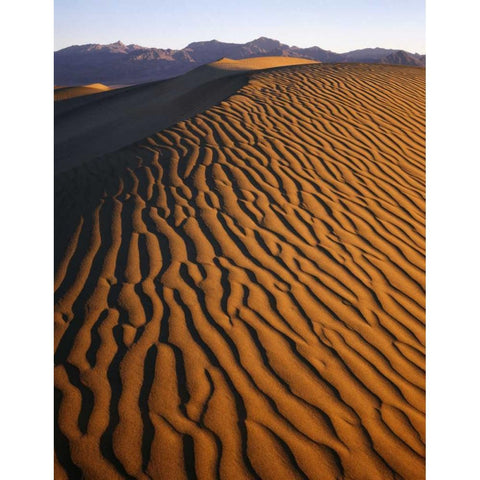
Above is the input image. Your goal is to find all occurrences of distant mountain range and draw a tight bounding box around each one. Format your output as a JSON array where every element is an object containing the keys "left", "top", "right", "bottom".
[{"left": 55, "top": 37, "right": 425, "bottom": 86}]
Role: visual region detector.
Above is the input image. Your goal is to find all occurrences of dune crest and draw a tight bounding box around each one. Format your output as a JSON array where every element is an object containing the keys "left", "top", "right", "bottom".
[
  {"left": 55, "top": 63, "right": 425, "bottom": 479},
  {"left": 54, "top": 83, "right": 111, "bottom": 101},
  {"left": 54, "top": 56, "right": 319, "bottom": 173},
  {"left": 210, "top": 56, "right": 318, "bottom": 71}
]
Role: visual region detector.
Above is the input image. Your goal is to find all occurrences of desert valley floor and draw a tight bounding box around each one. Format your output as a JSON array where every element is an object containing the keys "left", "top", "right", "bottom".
[{"left": 54, "top": 61, "right": 425, "bottom": 480}]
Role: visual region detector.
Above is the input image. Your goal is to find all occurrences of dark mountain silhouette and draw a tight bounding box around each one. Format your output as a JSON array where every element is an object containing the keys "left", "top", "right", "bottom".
[
  {"left": 380, "top": 50, "right": 426, "bottom": 66},
  {"left": 55, "top": 37, "right": 425, "bottom": 86}
]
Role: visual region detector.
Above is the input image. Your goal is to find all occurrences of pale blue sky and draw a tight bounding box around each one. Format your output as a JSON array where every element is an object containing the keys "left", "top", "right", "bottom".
[{"left": 55, "top": 0, "right": 425, "bottom": 53}]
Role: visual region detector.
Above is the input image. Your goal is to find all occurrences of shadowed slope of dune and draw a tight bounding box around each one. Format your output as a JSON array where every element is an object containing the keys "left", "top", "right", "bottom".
[
  {"left": 54, "top": 56, "right": 318, "bottom": 174},
  {"left": 55, "top": 63, "right": 425, "bottom": 480}
]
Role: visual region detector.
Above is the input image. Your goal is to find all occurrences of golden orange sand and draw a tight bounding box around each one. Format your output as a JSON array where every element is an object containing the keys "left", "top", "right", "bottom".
[
  {"left": 210, "top": 56, "right": 318, "bottom": 71},
  {"left": 54, "top": 83, "right": 111, "bottom": 101},
  {"left": 55, "top": 63, "right": 425, "bottom": 480}
]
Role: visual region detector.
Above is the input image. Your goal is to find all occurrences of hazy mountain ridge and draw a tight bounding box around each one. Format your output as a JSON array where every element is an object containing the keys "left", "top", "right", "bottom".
[{"left": 55, "top": 36, "right": 425, "bottom": 85}]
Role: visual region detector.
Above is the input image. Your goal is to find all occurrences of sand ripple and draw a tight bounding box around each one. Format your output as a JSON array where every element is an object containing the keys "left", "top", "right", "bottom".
[{"left": 55, "top": 64, "right": 425, "bottom": 480}]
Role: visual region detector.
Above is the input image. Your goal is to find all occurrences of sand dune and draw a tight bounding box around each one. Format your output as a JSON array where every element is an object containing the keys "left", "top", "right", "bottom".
[
  {"left": 55, "top": 63, "right": 425, "bottom": 479},
  {"left": 54, "top": 83, "right": 111, "bottom": 101},
  {"left": 209, "top": 56, "right": 318, "bottom": 71},
  {"left": 54, "top": 57, "right": 318, "bottom": 173}
]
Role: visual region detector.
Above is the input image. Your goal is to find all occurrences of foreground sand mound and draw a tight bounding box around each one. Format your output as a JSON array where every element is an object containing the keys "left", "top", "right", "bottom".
[
  {"left": 54, "top": 83, "right": 111, "bottom": 101},
  {"left": 55, "top": 63, "right": 425, "bottom": 480},
  {"left": 54, "top": 57, "right": 318, "bottom": 173}
]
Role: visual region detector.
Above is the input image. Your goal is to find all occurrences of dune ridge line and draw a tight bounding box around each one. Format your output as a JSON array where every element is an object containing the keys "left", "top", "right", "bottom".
[{"left": 54, "top": 57, "right": 319, "bottom": 173}]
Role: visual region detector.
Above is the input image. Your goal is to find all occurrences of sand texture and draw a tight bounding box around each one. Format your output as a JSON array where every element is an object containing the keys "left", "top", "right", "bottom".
[{"left": 55, "top": 63, "right": 425, "bottom": 480}]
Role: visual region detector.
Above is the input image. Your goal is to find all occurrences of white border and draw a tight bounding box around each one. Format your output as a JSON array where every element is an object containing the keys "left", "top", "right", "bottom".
[
  {"left": 427, "top": 0, "right": 480, "bottom": 478},
  {"left": 1, "top": 0, "right": 53, "bottom": 477}
]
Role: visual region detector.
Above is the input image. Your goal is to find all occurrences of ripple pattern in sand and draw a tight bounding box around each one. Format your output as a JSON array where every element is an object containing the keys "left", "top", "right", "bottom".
[{"left": 55, "top": 64, "right": 425, "bottom": 480}]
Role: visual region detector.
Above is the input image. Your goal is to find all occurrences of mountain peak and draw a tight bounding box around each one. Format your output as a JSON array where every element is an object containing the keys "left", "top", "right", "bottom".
[
  {"left": 247, "top": 37, "right": 281, "bottom": 48},
  {"left": 252, "top": 36, "right": 277, "bottom": 42},
  {"left": 186, "top": 39, "right": 223, "bottom": 48}
]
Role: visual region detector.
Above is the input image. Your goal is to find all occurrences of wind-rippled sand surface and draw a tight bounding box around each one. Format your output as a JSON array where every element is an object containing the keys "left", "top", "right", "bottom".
[{"left": 55, "top": 63, "right": 425, "bottom": 480}]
